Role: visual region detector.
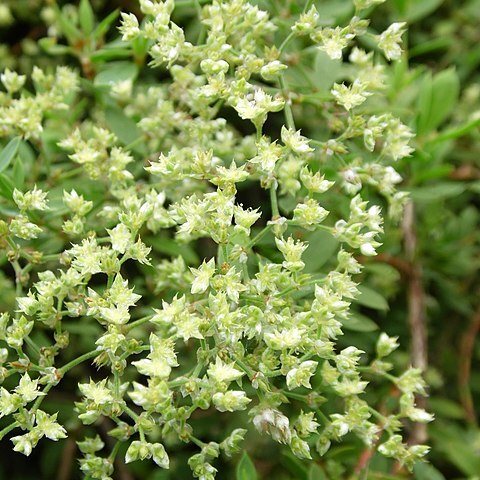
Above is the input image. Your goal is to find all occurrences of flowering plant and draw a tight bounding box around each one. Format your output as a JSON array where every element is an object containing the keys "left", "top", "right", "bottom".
[{"left": 0, "top": 0, "right": 432, "bottom": 478}]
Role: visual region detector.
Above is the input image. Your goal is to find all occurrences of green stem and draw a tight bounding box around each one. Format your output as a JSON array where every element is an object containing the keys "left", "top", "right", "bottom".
[
  {"left": 279, "top": 31, "right": 295, "bottom": 54},
  {"left": 124, "top": 135, "right": 146, "bottom": 152},
  {"left": 255, "top": 125, "right": 263, "bottom": 143},
  {"left": 56, "top": 166, "right": 83, "bottom": 181},
  {"left": 217, "top": 243, "right": 225, "bottom": 266},
  {"left": 279, "top": 75, "right": 296, "bottom": 130},
  {"left": 124, "top": 314, "right": 154, "bottom": 333},
  {"left": 246, "top": 223, "right": 273, "bottom": 250},
  {"left": 269, "top": 185, "right": 280, "bottom": 218},
  {"left": 29, "top": 350, "right": 98, "bottom": 414},
  {"left": 108, "top": 441, "right": 122, "bottom": 462},
  {"left": 242, "top": 263, "right": 250, "bottom": 282},
  {"left": 189, "top": 435, "right": 206, "bottom": 448},
  {"left": 232, "top": 355, "right": 254, "bottom": 378},
  {"left": 12, "top": 260, "right": 23, "bottom": 321},
  {"left": 58, "top": 349, "right": 98, "bottom": 375},
  {"left": 0, "top": 421, "right": 20, "bottom": 440},
  {"left": 114, "top": 370, "right": 120, "bottom": 398},
  {"left": 283, "top": 391, "right": 310, "bottom": 401},
  {"left": 316, "top": 409, "right": 330, "bottom": 425},
  {"left": 124, "top": 405, "right": 141, "bottom": 422}
]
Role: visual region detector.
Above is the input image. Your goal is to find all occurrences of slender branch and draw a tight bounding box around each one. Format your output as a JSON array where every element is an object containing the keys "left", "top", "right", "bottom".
[
  {"left": 402, "top": 201, "right": 428, "bottom": 444},
  {"left": 458, "top": 306, "right": 480, "bottom": 426},
  {"left": 57, "top": 436, "right": 77, "bottom": 480},
  {"left": 359, "top": 253, "right": 414, "bottom": 278}
]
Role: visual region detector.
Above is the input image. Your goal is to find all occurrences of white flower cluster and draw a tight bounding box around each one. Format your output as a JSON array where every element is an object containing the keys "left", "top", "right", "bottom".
[{"left": 0, "top": 0, "right": 428, "bottom": 478}]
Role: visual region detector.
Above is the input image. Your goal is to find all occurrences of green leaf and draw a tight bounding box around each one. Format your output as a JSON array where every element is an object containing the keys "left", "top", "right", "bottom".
[
  {"left": 428, "top": 116, "right": 480, "bottom": 145},
  {"left": 417, "top": 68, "right": 459, "bottom": 135},
  {"left": 393, "top": 0, "right": 444, "bottom": 21},
  {"left": 281, "top": 451, "right": 309, "bottom": 480},
  {"left": 54, "top": 5, "right": 82, "bottom": 44},
  {"left": 236, "top": 452, "right": 258, "bottom": 480},
  {"left": 303, "top": 230, "right": 338, "bottom": 273},
  {"left": 342, "top": 312, "right": 378, "bottom": 332},
  {"left": 392, "top": 0, "right": 408, "bottom": 15},
  {"left": 469, "top": 180, "right": 480, "bottom": 194},
  {"left": 313, "top": 51, "right": 342, "bottom": 91},
  {"left": 428, "top": 397, "right": 465, "bottom": 419},
  {"left": 132, "top": 36, "right": 150, "bottom": 59},
  {"left": 405, "top": 0, "right": 444, "bottom": 22},
  {"left": 0, "top": 173, "right": 14, "bottom": 199},
  {"left": 90, "top": 48, "right": 132, "bottom": 63},
  {"left": 79, "top": 0, "right": 95, "bottom": 35},
  {"left": 145, "top": 236, "right": 200, "bottom": 265},
  {"left": 94, "top": 9, "right": 119, "bottom": 39},
  {"left": 105, "top": 106, "right": 142, "bottom": 148},
  {"left": 413, "top": 463, "right": 445, "bottom": 480},
  {"left": 0, "top": 136, "right": 21, "bottom": 173},
  {"left": 38, "top": 37, "right": 74, "bottom": 56},
  {"left": 410, "top": 182, "right": 465, "bottom": 203},
  {"left": 430, "top": 424, "right": 480, "bottom": 476},
  {"left": 94, "top": 62, "right": 138, "bottom": 87},
  {"left": 411, "top": 165, "right": 454, "bottom": 183},
  {"left": 307, "top": 464, "right": 327, "bottom": 480},
  {"left": 12, "top": 156, "right": 25, "bottom": 189},
  {"left": 354, "top": 285, "right": 389, "bottom": 311}
]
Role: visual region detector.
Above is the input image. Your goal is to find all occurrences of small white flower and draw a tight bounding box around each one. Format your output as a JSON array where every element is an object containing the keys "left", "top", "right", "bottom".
[{"left": 190, "top": 258, "right": 216, "bottom": 294}]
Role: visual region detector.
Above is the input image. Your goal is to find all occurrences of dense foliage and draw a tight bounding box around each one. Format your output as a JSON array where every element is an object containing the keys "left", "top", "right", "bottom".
[{"left": 0, "top": 1, "right": 479, "bottom": 479}]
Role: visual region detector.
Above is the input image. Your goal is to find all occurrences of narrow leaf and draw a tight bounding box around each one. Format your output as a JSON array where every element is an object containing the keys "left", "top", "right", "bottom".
[
  {"left": 236, "top": 452, "right": 258, "bottom": 480},
  {"left": 12, "top": 156, "right": 25, "bottom": 188},
  {"left": 79, "top": 0, "right": 95, "bottom": 35},
  {"left": 94, "top": 62, "right": 138, "bottom": 87},
  {"left": 417, "top": 68, "right": 459, "bottom": 135},
  {"left": 0, "top": 173, "right": 14, "bottom": 199},
  {"left": 94, "top": 9, "right": 119, "bottom": 39},
  {"left": 308, "top": 464, "right": 328, "bottom": 480},
  {"left": 0, "top": 136, "right": 21, "bottom": 173},
  {"left": 354, "top": 285, "right": 389, "bottom": 311},
  {"left": 342, "top": 312, "right": 379, "bottom": 332},
  {"left": 54, "top": 6, "right": 82, "bottom": 43}
]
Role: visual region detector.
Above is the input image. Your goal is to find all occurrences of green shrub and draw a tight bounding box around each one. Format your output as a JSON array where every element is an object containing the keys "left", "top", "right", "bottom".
[{"left": 0, "top": 0, "right": 440, "bottom": 478}]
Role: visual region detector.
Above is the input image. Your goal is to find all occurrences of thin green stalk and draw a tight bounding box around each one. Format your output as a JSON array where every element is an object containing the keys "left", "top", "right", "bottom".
[
  {"left": 124, "top": 314, "right": 154, "bottom": 333},
  {"left": 12, "top": 259, "right": 23, "bottom": 321},
  {"left": 279, "top": 75, "right": 296, "bottom": 130},
  {"left": 124, "top": 405, "right": 141, "bottom": 422},
  {"left": 108, "top": 441, "right": 122, "bottom": 462},
  {"left": 58, "top": 349, "right": 98, "bottom": 376},
  {"left": 269, "top": 185, "right": 280, "bottom": 218},
  {"left": 189, "top": 435, "right": 206, "bottom": 448},
  {"left": 217, "top": 243, "right": 225, "bottom": 266},
  {"left": 279, "top": 31, "right": 295, "bottom": 53},
  {"left": 246, "top": 223, "right": 273, "bottom": 250},
  {"left": 256, "top": 124, "right": 263, "bottom": 143},
  {"left": 0, "top": 421, "right": 20, "bottom": 440},
  {"left": 232, "top": 354, "right": 254, "bottom": 378}
]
